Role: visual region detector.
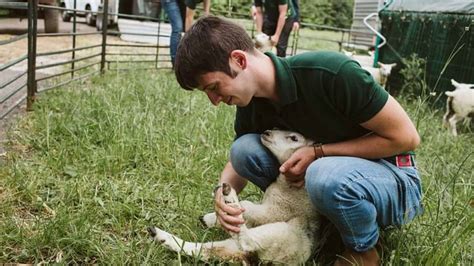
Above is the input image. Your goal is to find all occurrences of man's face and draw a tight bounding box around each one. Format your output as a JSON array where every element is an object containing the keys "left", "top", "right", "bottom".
[{"left": 197, "top": 69, "right": 254, "bottom": 107}]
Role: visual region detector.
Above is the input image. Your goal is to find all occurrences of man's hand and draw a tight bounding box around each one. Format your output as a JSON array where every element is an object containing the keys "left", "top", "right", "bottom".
[
  {"left": 214, "top": 186, "right": 245, "bottom": 233},
  {"left": 292, "top": 22, "right": 300, "bottom": 31},
  {"left": 270, "top": 34, "right": 280, "bottom": 45},
  {"left": 279, "top": 146, "right": 315, "bottom": 188}
]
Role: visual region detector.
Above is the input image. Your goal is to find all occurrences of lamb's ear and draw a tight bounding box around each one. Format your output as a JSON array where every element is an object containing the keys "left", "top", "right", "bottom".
[
  {"left": 451, "top": 79, "right": 460, "bottom": 87},
  {"left": 377, "top": 62, "right": 382, "bottom": 67},
  {"left": 390, "top": 63, "right": 397, "bottom": 67},
  {"left": 445, "top": 91, "right": 455, "bottom": 97}
]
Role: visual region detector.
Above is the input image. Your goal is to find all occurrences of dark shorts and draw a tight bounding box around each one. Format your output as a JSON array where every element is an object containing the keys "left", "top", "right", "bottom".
[{"left": 184, "top": 0, "right": 203, "bottom": 10}]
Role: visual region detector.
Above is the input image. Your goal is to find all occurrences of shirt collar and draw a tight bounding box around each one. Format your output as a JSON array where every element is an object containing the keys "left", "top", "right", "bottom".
[{"left": 265, "top": 52, "right": 298, "bottom": 107}]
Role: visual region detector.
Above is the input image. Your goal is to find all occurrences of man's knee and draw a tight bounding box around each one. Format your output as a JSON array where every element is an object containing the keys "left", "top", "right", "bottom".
[
  {"left": 305, "top": 158, "right": 350, "bottom": 213},
  {"left": 230, "top": 134, "right": 261, "bottom": 167},
  {"left": 229, "top": 134, "right": 279, "bottom": 190}
]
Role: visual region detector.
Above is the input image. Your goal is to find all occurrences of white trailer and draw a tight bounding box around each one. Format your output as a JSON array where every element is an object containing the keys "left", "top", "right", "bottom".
[{"left": 60, "top": 0, "right": 119, "bottom": 30}]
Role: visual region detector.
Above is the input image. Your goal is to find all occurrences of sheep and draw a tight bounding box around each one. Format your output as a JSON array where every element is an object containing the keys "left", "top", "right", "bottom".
[
  {"left": 363, "top": 62, "right": 397, "bottom": 89},
  {"left": 342, "top": 49, "right": 355, "bottom": 58},
  {"left": 443, "top": 79, "right": 474, "bottom": 136},
  {"left": 254, "top": 32, "right": 276, "bottom": 53},
  {"left": 148, "top": 129, "right": 322, "bottom": 265}
]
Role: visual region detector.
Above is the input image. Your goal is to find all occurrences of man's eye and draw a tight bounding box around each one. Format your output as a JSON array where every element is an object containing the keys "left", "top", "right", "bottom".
[{"left": 205, "top": 85, "right": 217, "bottom": 92}]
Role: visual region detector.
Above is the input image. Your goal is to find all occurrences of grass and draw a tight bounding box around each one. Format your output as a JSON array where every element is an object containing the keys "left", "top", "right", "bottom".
[{"left": 0, "top": 67, "right": 473, "bottom": 264}]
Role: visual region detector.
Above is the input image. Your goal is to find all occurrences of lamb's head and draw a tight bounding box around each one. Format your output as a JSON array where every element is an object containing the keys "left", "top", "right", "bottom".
[
  {"left": 377, "top": 62, "right": 397, "bottom": 77},
  {"left": 260, "top": 130, "right": 314, "bottom": 164},
  {"left": 254, "top": 33, "right": 275, "bottom": 53}
]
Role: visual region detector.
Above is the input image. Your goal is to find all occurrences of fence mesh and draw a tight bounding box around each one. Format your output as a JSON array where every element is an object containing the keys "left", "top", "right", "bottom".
[{"left": 379, "top": 10, "right": 474, "bottom": 98}]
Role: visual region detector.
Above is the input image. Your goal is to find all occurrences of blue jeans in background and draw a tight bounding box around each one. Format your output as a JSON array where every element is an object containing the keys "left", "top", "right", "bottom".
[
  {"left": 230, "top": 133, "right": 423, "bottom": 252},
  {"left": 162, "top": 0, "right": 183, "bottom": 66}
]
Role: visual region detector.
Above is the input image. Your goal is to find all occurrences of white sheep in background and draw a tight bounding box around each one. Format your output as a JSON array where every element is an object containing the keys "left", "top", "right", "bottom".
[
  {"left": 363, "top": 62, "right": 397, "bottom": 89},
  {"left": 148, "top": 129, "right": 322, "bottom": 265},
  {"left": 254, "top": 32, "right": 276, "bottom": 53},
  {"left": 443, "top": 79, "right": 474, "bottom": 136},
  {"left": 342, "top": 49, "right": 355, "bottom": 58}
]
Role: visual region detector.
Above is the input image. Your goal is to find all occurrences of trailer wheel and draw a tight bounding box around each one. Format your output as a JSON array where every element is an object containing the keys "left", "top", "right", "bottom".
[
  {"left": 85, "top": 7, "right": 96, "bottom": 26},
  {"left": 61, "top": 3, "right": 72, "bottom": 22},
  {"left": 96, "top": 18, "right": 103, "bottom": 31}
]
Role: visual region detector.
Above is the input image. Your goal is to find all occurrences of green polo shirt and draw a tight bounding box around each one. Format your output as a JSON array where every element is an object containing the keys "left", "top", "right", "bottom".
[{"left": 234, "top": 51, "right": 389, "bottom": 144}]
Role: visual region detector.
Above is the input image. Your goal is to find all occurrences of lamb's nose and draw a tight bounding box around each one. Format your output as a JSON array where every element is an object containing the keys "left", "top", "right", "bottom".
[{"left": 263, "top": 130, "right": 271, "bottom": 136}]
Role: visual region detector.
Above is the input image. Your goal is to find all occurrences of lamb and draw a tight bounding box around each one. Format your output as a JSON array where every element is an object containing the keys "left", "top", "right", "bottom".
[
  {"left": 443, "top": 79, "right": 474, "bottom": 136},
  {"left": 341, "top": 49, "right": 355, "bottom": 58},
  {"left": 363, "top": 62, "right": 397, "bottom": 89},
  {"left": 254, "top": 32, "right": 276, "bottom": 53},
  {"left": 148, "top": 129, "right": 322, "bottom": 265}
]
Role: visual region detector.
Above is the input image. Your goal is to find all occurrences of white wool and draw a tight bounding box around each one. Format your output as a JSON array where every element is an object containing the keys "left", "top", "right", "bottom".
[
  {"left": 254, "top": 32, "right": 276, "bottom": 53},
  {"left": 149, "top": 130, "right": 322, "bottom": 265},
  {"left": 363, "top": 62, "right": 397, "bottom": 89},
  {"left": 443, "top": 79, "right": 474, "bottom": 136}
]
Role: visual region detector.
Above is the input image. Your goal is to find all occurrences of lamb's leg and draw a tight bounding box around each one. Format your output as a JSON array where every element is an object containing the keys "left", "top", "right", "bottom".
[
  {"left": 239, "top": 200, "right": 273, "bottom": 227},
  {"left": 200, "top": 212, "right": 218, "bottom": 228},
  {"left": 448, "top": 115, "right": 461, "bottom": 136},
  {"left": 148, "top": 226, "right": 250, "bottom": 262},
  {"left": 200, "top": 183, "right": 247, "bottom": 230},
  {"left": 443, "top": 106, "right": 453, "bottom": 128},
  {"left": 200, "top": 201, "right": 271, "bottom": 229}
]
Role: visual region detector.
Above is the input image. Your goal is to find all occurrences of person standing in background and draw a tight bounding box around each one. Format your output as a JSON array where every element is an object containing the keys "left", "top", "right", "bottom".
[
  {"left": 254, "top": 0, "right": 299, "bottom": 57},
  {"left": 184, "top": 0, "right": 211, "bottom": 31},
  {"left": 279, "top": 0, "right": 299, "bottom": 57},
  {"left": 162, "top": 0, "right": 184, "bottom": 67}
]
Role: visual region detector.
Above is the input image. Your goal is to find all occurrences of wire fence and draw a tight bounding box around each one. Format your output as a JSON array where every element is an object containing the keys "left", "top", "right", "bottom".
[{"left": 0, "top": 0, "right": 374, "bottom": 120}]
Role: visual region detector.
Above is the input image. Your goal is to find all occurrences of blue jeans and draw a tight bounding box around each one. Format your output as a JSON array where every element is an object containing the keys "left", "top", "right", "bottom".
[
  {"left": 230, "top": 134, "right": 423, "bottom": 252},
  {"left": 162, "top": 0, "right": 183, "bottom": 66}
]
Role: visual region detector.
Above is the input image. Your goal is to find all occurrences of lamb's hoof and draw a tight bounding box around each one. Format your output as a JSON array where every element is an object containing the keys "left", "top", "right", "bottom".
[
  {"left": 199, "top": 215, "right": 206, "bottom": 227},
  {"left": 147, "top": 226, "right": 157, "bottom": 238},
  {"left": 222, "top": 183, "right": 231, "bottom": 196},
  {"left": 199, "top": 212, "right": 218, "bottom": 228}
]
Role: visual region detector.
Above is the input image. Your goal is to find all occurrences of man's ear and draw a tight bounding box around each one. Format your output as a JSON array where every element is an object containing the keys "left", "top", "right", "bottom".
[{"left": 229, "top": 50, "right": 247, "bottom": 70}]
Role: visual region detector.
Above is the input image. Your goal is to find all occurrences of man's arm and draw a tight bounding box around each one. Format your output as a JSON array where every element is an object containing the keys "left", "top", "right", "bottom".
[
  {"left": 292, "top": 0, "right": 300, "bottom": 31},
  {"left": 185, "top": 7, "right": 194, "bottom": 32},
  {"left": 214, "top": 161, "right": 247, "bottom": 233},
  {"left": 255, "top": 6, "right": 264, "bottom": 32},
  {"left": 280, "top": 96, "right": 420, "bottom": 185},
  {"left": 271, "top": 4, "right": 288, "bottom": 44},
  {"left": 203, "top": 0, "right": 211, "bottom": 15},
  {"left": 323, "top": 95, "right": 420, "bottom": 158}
]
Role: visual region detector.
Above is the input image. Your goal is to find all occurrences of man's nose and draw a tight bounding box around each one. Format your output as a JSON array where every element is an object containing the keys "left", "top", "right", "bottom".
[{"left": 205, "top": 90, "right": 222, "bottom": 106}]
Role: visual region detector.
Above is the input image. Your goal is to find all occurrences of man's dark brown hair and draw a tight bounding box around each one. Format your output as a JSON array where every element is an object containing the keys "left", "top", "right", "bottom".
[{"left": 174, "top": 16, "right": 255, "bottom": 90}]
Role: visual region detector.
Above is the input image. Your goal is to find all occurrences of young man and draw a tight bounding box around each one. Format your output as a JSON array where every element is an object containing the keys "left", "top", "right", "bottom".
[
  {"left": 254, "top": 0, "right": 300, "bottom": 57},
  {"left": 174, "top": 16, "right": 423, "bottom": 265},
  {"left": 184, "top": 0, "right": 211, "bottom": 31}
]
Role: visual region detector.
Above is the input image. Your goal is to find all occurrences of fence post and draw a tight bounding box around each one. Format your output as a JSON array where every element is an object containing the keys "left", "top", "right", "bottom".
[
  {"left": 71, "top": 0, "right": 77, "bottom": 78},
  {"left": 27, "top": 0, "right": 38, "bottom": 111},
  {"left": 100, "top": 0, "right": 109, "bottom": 74},
  {"left": 155, "top": 12, "right": 161, "bottom": 69}
]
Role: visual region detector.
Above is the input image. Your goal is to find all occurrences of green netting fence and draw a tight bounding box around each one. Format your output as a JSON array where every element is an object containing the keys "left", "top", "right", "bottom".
[{"left": 378, "top": 10, "right": 474, "bottom": 103}]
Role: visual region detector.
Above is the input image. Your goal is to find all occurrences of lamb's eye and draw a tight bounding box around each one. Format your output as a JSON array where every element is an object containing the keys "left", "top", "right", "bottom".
[{"left": 289, "top": 135, "right": 298, "bottom": 142}]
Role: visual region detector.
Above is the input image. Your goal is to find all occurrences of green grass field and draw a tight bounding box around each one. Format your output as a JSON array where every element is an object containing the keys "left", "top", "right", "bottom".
[{"left": 0, "top": 68, "right": 472, "bottom": 264}]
